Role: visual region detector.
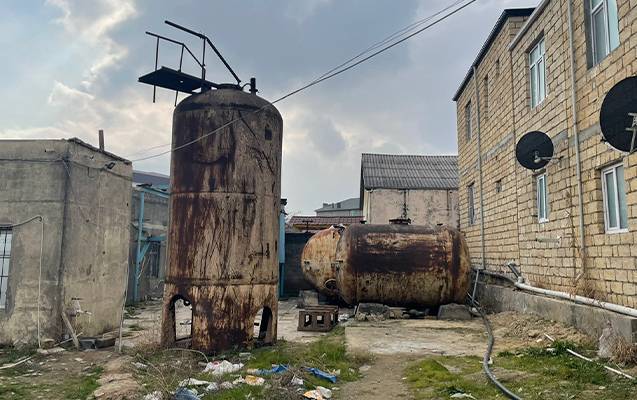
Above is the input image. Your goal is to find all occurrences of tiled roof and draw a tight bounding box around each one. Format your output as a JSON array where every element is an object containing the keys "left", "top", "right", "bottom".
[
  {"left": 289, "top": 215, "right": 363, "bottom": 226},
  {"left": 361, "top": 153, "right": 458, "bottom": 190}
]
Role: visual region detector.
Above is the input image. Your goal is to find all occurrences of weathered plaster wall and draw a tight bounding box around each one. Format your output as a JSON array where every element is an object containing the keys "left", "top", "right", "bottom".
[
  {"left": 0, "top": 141, "right": 68, "bottom": 345},
  {"left": 60, "top": 142, "right": 132, "bottom": 336},
  {"left": 362, "top": 188, "right": 459, "bottom": 227},
  {"left": 0, "top": 139, "right": 132, "bottom": 344}
]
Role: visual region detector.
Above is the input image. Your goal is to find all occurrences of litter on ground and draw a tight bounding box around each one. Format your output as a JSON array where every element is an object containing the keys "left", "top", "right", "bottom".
[{"left": 202, "top": 360, "right": 244, "bottom": 375}]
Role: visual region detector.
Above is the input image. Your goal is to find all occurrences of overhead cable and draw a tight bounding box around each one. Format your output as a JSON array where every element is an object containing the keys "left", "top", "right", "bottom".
[{"left": 129, "top": 0, "right": 476, "bottom": 162}]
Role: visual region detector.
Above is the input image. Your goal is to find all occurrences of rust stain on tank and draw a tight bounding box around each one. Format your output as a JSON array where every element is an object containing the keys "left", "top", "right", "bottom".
[
  {"left": 334, "top": 224, "right": 471, "bottom": 308},
  {"left": 161, "top": 88, "right": 283, "bottom": 353}
]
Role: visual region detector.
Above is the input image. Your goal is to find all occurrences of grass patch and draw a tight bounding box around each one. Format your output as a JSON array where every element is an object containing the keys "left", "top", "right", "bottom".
[
  {"left": 406, "top": 342, "right": 637, "bottom": 400},
  {"left": 133, "top": 327, "right": 369, "bottom": 400},
  {"left": 59, "top": 366, "right": 103, "bottom": 400},
  {"left": 0, "top": 366, "right": 103, "bottom": 400},
  {"left": 0, "top": 346, "right": 38, "bottom": 378},
  {"left": 128, "top": 323, "right": 145, "bottom": 332}
]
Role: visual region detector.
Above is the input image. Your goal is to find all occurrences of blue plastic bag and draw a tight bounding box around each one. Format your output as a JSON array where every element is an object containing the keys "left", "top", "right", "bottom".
[{"left": 306, "top": 367, "right": 337, "bottom": 383}]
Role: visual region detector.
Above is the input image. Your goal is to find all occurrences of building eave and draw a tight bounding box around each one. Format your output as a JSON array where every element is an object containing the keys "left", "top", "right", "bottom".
[
  {"left": 452, "top": 7, "right": 535, "bottom": 102},
  {"left": 509, "top": 0, "right": 551, "bottom": 50}
]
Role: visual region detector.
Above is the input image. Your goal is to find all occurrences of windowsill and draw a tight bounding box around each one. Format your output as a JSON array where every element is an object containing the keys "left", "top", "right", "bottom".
[
  {"left": 538, "top": 218, "right": 549, "bottom": 224},
  {"left": 605, "top": 228, "right": 628, "bottom": 235},
  {"left": 588, "top": 46, "right": 620, "bottom": 72}
]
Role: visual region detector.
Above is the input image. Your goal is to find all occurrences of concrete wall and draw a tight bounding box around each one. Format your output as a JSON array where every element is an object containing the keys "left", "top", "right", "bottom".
[
  {"left": 456, "top": 2, "right": 637, "bottom": 307},
  {"left": 281, "top": 232, "right": 314, "bottom": 297},
  {"left": 362, "top": 188, "right": 459, "bottom": 227},
  {"left": 0, "top": 139, "right": 132, "bottom": 345},
  {"left": 127, "top": 188, "right": 168, "bottom": 304}
]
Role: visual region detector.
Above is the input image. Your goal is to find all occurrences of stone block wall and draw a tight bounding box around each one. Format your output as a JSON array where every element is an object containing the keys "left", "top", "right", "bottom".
[{"left": 456, "top": 2, "right": 637, "bottom": 307}]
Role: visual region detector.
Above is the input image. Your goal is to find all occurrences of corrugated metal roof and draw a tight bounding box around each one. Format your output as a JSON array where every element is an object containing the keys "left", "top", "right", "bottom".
[
  {"left": 133, "top": 170, "right": 170, "bottom": 187},
  {"left": 361, "top": 153, "right": 458, "bottom": 190}
]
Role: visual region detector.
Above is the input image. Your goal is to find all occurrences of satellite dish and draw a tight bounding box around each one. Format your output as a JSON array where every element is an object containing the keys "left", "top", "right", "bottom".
[
  {"left": 515, "top": 131, "right": 554, "bottom": 170},
  {"left": 600, "top": 76, "right": 637, "bottom": 153}
]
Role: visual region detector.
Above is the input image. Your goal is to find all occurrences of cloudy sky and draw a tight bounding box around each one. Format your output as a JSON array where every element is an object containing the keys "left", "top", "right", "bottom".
[{"left": 0, "top": 0, "right": 534, "bottom": 215}]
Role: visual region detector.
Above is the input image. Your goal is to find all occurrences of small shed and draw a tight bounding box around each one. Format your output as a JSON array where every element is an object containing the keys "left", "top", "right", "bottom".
[
  {"left": 359, "top": 153, "right": 459, "bottom": 226},
  {"left": 0, "top": 138, "right": 132, "bottom": 346}
]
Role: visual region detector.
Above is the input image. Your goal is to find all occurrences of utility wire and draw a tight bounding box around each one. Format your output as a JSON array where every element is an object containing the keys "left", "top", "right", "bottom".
[
  {"left": 309, "top": 0, "right": 468, "bottom": 84},
  {"left": 123, "top": 3, "right": 464, "bottom": 160},
  {"left": 130, "top": 0, "right": 476, "bottom": 162}
]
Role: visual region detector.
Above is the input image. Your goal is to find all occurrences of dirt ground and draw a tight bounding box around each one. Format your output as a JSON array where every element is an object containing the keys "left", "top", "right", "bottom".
[
  {"left": 337, "top": 311, "right": 592, "bottom": 400},
  {"left": 0, "top": 299, "right": 613, "bottom": 400}
]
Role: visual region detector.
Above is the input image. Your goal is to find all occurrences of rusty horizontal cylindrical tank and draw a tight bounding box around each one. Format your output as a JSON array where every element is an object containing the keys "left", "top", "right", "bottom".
[
  {"left": 300, "top": 225, "right": 343, "bottom": 299},
  {"left": 161, "top": 85, "right": 282, "bottom": 353},
  {"left": 302, "top": 224, "right": 471, "bottom": 308},
  {"left": 335, "top": 224, "right": 471, "bottom": 307}
]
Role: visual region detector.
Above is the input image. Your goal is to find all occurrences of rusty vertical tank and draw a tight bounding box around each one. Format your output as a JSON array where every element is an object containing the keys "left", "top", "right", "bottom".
[
  {"left": 161, "top": 85, "right": 282, "bottom": 353},
  {"left": 334, "top": 224, "right": 470, "bottom": 307}
]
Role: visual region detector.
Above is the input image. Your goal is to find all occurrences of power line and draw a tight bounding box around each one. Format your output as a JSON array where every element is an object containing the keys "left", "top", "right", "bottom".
[
  {"left": 130, "top": 0, "right": 476, "bottom": 162},
  {"left": 309, "top": 0, "right": 468, "bottom": 84},
  {"left": 126, "top": 1, "right": 467, "bottom": 160}
]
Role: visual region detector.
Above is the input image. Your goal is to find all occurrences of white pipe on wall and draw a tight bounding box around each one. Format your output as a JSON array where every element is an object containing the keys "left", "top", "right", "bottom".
[
  {"left": 514, "top": 281, "right": 637, "bottom": 318},
  {"left": 472, "top": 66, "right": 486, "bottom": 269},
  {"left": 567, "top": 0, "right": 587, "bottom": 273},
  {"left": 477, "top": 268, "right": 637, "bottom": 318}
]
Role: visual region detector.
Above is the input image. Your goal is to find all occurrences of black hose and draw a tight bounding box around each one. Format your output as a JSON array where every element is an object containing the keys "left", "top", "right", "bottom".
[
  {"left": 472, "top": 267, "right": 517, "bottom": 285},
  {"left": 470, "top": 269, "right": 521, "bottom": 399},
  {"left": 473, "top": 302, "right": 522, "bottom": 400}
]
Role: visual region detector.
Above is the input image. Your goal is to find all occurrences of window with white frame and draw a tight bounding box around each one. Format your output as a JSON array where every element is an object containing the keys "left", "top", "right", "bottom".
[
  {"left": 465, "top": 101, "right": 472, "bottom": 141},
  {"left": 537, "top": 174, "right": 548, "bottom": 223},
  {"left": 589, "top": 0, "right": 620, "bottom": 66},
  {"left": 529, "top": 38, "right": 546, "bottom": 108},
  {"left": 467, "top": 184, "right": 475, "bottom": 225},
  {"left": 0, "top": 228, "right": 12, "bottom": 309},
  {"left": 602, "top": 163, "right": 628, "bottom": 232}
]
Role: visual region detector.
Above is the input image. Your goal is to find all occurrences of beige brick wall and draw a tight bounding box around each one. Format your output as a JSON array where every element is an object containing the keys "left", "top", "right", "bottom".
[
  {"left": 456, "top": 1, "right": 637, "bottom": 307},
  {"left": 457, "top": 16, "right": 529, "bottom": 271}
]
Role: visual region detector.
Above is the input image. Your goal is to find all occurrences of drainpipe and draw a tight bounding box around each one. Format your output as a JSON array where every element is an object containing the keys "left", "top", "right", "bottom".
[
  {"left": 567, "top": 0, "right": 586, "bottom": 276},
  {"left": 473, "top": 66, "right": 486, "bottom": 270},
  {"left": 134, "top": 191, "right": 145, "bottom": 303},
  {"left": 476, "top": 268, "right": 637, "bottom": 318}
]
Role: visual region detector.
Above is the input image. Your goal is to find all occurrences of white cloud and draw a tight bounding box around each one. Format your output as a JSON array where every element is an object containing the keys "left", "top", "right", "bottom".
[
  {"left": 2, "top": 82, "right": 173, "bottom": 169},
  {"left": 45, "top": 0, "right": 137, "bottom": 89},
  {"left": 48, "top": 81, "right": 94, "bottom": 106}
]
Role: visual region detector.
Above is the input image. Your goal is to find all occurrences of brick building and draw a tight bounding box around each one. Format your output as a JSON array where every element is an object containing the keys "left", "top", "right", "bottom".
[{"left": 454, "top": 1, "right": 637, "bottom": 307}]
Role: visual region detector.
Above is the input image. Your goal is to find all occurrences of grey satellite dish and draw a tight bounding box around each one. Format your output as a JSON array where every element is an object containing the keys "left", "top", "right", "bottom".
[
  {"left": 600, "top": 76, "right": 637, "bottom": 153},
  {"left": 515, "top": 131, "right": 553, "bottom": 170}
]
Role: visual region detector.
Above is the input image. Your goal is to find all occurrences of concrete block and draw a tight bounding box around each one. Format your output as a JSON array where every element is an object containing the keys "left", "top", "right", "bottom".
[
  {"left": 477, "top": 283, "right": 637, "bottom": 343},
  {"left": 437, "top": 303, "right": 472, "bottom": 320},
  {"left": 355, "top": 303, "right": 391, "bottom": 321}
]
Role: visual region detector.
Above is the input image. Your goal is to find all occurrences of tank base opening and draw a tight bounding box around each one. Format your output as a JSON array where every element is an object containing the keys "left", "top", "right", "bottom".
[
  {"left": 172, "top": 296, "right": 193, "bottom": 346},
  {"left": 253, "top": 306, "right": 274, "bottom": 346}
]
